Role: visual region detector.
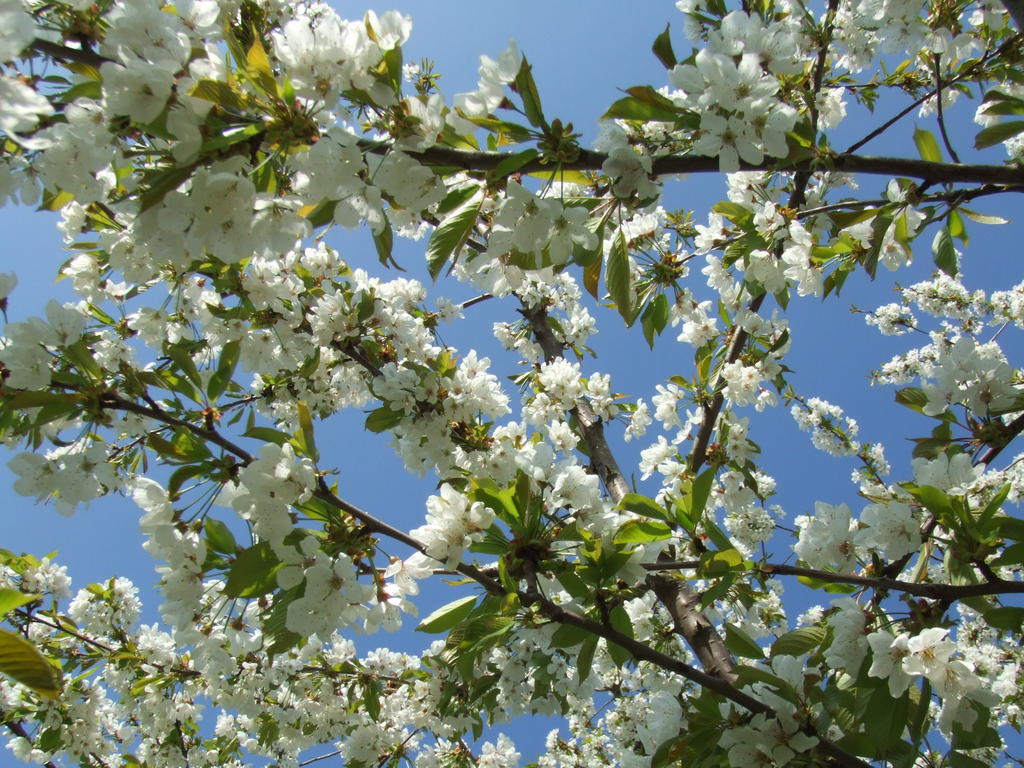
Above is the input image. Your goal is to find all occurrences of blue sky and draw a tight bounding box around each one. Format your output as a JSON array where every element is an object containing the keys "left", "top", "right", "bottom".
[{"left": 1, "top": 1, "right": 1022, "bottom": 764}]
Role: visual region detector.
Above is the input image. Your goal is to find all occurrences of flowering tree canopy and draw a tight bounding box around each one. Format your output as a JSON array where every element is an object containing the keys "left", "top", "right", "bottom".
[{"left": 2, "top": 0, "right": 1024, "bottom": 766}]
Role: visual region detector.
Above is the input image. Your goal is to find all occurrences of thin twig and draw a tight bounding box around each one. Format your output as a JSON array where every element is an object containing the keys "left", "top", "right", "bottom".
[
  {"left": 98, "top": 393, "right": 255, "bottom": 464},
  {"left": 313, "top": 481, "right": 505, "bottom": 596},
  {"left": 14, "top": 609, "right": 114, "bottom": 653},
  {"left": 460, "top": 294, "right": 493, "bottom": 309},
  {"left": 932, "top": 54, "right": 962, "bottom": 164},
  {"left": 298, "top": 749, "right": 341, "bottom": 766},
  {"left": 795, "top": 184, "right": 1007, "bottom": 220},
  {"left": 3, "top": 721, "right": 59, "bottom": 768},
  {"left": 843, "top": 37, "right": 1017, "bottom": 155}
]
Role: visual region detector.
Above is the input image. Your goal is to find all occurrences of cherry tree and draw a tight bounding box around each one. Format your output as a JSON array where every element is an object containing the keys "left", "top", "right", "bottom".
[{"left": 0, "top": 1, "right": 1023, "bottom": 767}]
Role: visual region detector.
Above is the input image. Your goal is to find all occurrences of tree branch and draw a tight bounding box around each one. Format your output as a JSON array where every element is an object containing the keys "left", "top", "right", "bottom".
[
  {"left": 97, "top": 392, "right": 255, "bottom": 464},
  {"left": 519, "top": 303, "right": 741, "bottom": 679},
  {"left": 646, "top": 572, "right": 736, "bottom": 680},
  {"left": 28, "top": 39, "right": 108, "bottom": 69},
  {"left": 643, "top": 560, "right": 1024, "bottom": 600},
  {"left": 312, "top": 482, "right": 505, "bottom": 596},
  {"left": 794, "top": 183, "right": 1008, "bottom": 219},
  {"left": 3, "top": 720, "right": 59, "bottom": 768},
  {"left": 13, "top": 608, "right": 114, "bottom": 654},
  {"left": 536, "top": 597, "right": 872, "bottom": 768},
  {"left": 26, "top": 39, "right": 1024, "bottom": 188},
  {"left": 542, "top": 598, "right": 765, "bottom": 711},
  {"left": 398, "top": 142, "right": 1024, "bottom": 187},
  {"left": 520, "top": 302, "right": 629, "bottom": 500},
  {"left": 1001, "top": 0, "right": 1024, "bottom": 31},
  {"left": 979, "top": 411, "right": 1024, "bottom": 466}
]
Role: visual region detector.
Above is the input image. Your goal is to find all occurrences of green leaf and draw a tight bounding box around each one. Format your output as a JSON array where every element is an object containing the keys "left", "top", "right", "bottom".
[
  {"left": 951, "top": 701, "right": 1000, "bottom": 749},
  {"left": 974, "top": 120, "right": 1024, "bottom": 149},
  {"left": 299, "top": 198, "right": 339, "bottom": 228},
  {"left": 996, "top": 516, "right": 1024, "bottom": 541},
  {"left": 904, "top": 484, "right": 955, "bottom": 527},
  {"left": 606, "top": 231, "right": 634, "bottom": 321},
  {"left": 263, "top": 585, "right": 304, "bottom": 658},
  {"left": 724, "top": 623, "right": 764, "bottom": 659},
  {"left": 512, "top": 57, "right": 546, "bottom": 130},
  {"left": 977, "top": 483, "right": 1011, "bottom": 531},
  {"left": 243, "top": 425, "right": 291, "bottom": 445},
  {"left": 146, "top": 431, "right": 209, "bottom": 464},
  {"left": 614, "top": 519, "right": 673, "bottom": 544},
  {"left": 829, "top": 207, "right": 881, "bottom": 231},
  {"left": 576, "top": 633, "right": 598, "bottom": 682},
  {"left": 416, "top": 595, "right": 477, "bottom": 633},
  {"left": 64, "top": 340, "right": 104, "bottom": 383},
  {"left": 672, "top": 498, "right": 696, "bottom": 533},
  {"left": 932, "top": 225, "right": 957, "bottom": 277},
  {"left": 651, "top": 23, "right": 676, "bottom": 68},
  {"left": 0, "top": 589, "right": 39, "bottom": 616},
  {"left": 490, "top": 148, "right": 539, "bottom": 179},
  {"left": 435, "top": 184, "right": 480, "bottom": 215},
  {"left": 948, "top": 208, "right": 966, "bottom": 243},
  {"left": 0, "top": 628, "right": 60, "bottom": 698},
  {"left": 908, "top": 679, "right": 931, "bottom": 744},
  {"left": 207, "top": 340, "right": 241, "bottom": 400},
  {"left": 641, "top": 293, "right": 670, "bottom": 349},
  {"left": 364, "top": 405, "right": 405, "bottom": 433},
  {"left": 958, "top": 207, "right": 1007, "bottom": 226},
  {"left": 295, "top": 401, "right": 318, "bottom": 462},
  {"left": 712, "top": 200, "right": 753, "bottom": 226},
  {"left": 795, "top": 573, "right": 858, "bottom": 593},
  {"left": 363, "top": 676, "right": 381, "bottom": 720},
  {"left": 137, "top": 164, "right": 195, "bottom": 214},
  {"left": 460, "top": 115, "right": 533, "bottom": 145},
  {"left": 4, "top": 390, "right": 78, "bottom": 410},
  {"left": 189, "top": 79, "right": 245, "bottom": 111},
  {"left": 471, "top": 481, "right": 519, "bottom": 526},
  {"left": 166, "top": 345, "right": 203, "bottom": 389},
  {"left": 426, "top": 189, "right": 483, "bottom": 279},
  {"left": 603, "top": 88, "right": 679, "bottom": 122},
  {"left": 197, "top": 122, "right": 264, "bottom": 156},
  {"left": 700, "top": 548, "right": 744, "bottom": 574},
  {"left": 864, "top": 686, "right": 910, "bottom": 754},
  {"left": 204, "top": 518, "right": 238, "bottom": 556},
  {"left": 373, "top": 217, "right": 399, "bottom": 269},
  {"left": 771, "top": 626, "right": 827, "bottom": 657},
  {"left": 895, "top": 386, "right": 928, "bottom": 413},
  {"left": 980, "top": 605, "right": 1024, "bottom": 632},
  {"left": 605, "top": 604, "right": 634, "bottom": 667},
  {"left": 556, "top": 569, "right": 590, "bottom": 600},
  {"left": 582, "top": 243, "right": 602, "bottom": 299},
  {"left": 223, "top": 542, "right": 281, "bottom": 598},
  {"left": 990, "top": 541, "right": 1024, "bottom": 566},
  {"left": 690, "top": 466, "right": 715, "bottom": 520},
  {"left": 947, "top": 753, "right": 993, "bottom": 768},
  {"left": 617, "top": 493, "right": 668, "bottom": 522},
  {"left": 548, "top": 622, "right": 589, "bottom": 649},
  {"left": 246, "top": 37, "right": 278, "bottom": 97},
  {"left": 912, "top": 127, "right": 943, "bottom": 163},
  {"left": 979, "top": 88, "right": 1024, "bottom": 116},
  {"left": 380, "top": 44, "right": 403, "bottom": 95}
]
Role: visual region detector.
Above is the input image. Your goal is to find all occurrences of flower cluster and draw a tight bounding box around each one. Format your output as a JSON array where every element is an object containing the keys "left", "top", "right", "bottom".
[{"left": 0, "top": 0, "right": 1021, "bottom": 766}]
